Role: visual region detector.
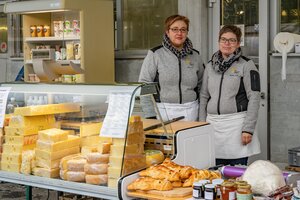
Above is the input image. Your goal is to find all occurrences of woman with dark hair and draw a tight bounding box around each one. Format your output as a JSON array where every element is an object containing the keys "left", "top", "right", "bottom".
[
  {"left": 139, "top": 15, "right": 204, "bottom": 122},
  {"left": 199, "top": 25, "right": 261, "bottom": 165}
]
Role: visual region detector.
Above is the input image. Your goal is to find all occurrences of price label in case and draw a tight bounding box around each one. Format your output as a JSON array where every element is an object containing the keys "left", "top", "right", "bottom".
[{"left": 0, "top": 87, "right": 11, "bottom": 128}]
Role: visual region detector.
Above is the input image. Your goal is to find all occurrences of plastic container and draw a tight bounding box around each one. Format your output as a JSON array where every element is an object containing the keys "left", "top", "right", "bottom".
[{"left": 6, "top": 97, "right": 19, "bottom": 114}]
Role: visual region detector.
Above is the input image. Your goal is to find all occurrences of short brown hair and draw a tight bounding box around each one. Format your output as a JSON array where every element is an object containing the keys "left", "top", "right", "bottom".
[
  {"left": 164, "top": 15, "right": 189, "bottom": 32},
  {"left": 219, "top": 25, "right": 242, "bottom": 42}
]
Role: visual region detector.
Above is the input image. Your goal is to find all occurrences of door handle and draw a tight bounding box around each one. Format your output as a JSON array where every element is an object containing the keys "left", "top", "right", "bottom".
[{"left": 260, "top": 92, "right": 265, "bottom": 99}]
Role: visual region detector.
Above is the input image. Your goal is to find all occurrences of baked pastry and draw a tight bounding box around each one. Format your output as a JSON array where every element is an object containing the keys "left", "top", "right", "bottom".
[
  {"left": 139, "top": 165, "right": 180, "bottom": 182},
  {"left": 171, "top": 181, "right": 182, "bottom": 188},
  {"left": 161, "top": 158, "right": 194, "bottom": 179},
  {"left": 182, "top": 169, "right": 211, "bottom": 187},
  {"left": 127, "top": 177, "right": 173, "bottom": 191}
]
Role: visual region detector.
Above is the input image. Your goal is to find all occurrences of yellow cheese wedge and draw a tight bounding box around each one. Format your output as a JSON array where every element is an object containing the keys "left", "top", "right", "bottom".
[
  {"left": 9, "top": 115, "right": 56, "bottom": 128},
  {"left": 1, "top": 152, "right": 22, "bottom": 164},
  {"left": 3, "top": 143, "right": 36, "bottom": 153},
  {"left": 110, "top": 143, "right": 144, "bottom": 156},
  {"left": 38, "top": 128, "right": 69, "bottom": 143},
  {"left": 97, "top": 142, "right": 111, "bottom": 154},
  {"left": 5, "top": 134, "right": 38, "bottom": 145},
  {"left": 5, "top": 126, "right": 43, "bottom": 136},
  {"left": 1, "top": 162, "right": 20, "bottom": 173},
  {"left": 36, "top": 135, "right": 80, "bottom": 152},
  {"left": 107, "top": 166, "right": 122, "bottom": 178},
  {"left": 14, "top": 103, "right": 80, "bottom": 116},
  {"left": 33, "top": 167, "right": 60, "bottom": 178},
  {"left": 108, "top": 178, "right": 118, "bottom": 188},
  {"left": 35, "top": 146, "right": 80, "bottom": 160}
]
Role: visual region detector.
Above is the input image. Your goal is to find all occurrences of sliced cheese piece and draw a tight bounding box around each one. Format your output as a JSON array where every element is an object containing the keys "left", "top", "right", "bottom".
[
  {"left": 108, "top": 178, "right": 118, "bottom": 188},
  {"left": 33, "top": 167, "right": 60, "bottom": 178},
  {"left": 5, "top": 126, "right": 46, "bottom": 136},
  {"left": 127, "top": 120, "right": 143, "bottom": 134},
  {"left": 86, "top": 153, "right": 109, "bottom": 164},
  {"left": 36, "top": 135, "right": 80, "bottom": 152},
  {"left": 108, "top": 166, "right": 122, "bottom": 178},
  {"left": 20, "top": 150, "right": 35, "bottom": 175},
  {"left": 38, "top": 128, "right": 69, "bottom": 143},
  {"left": 3, "top": 143, "right": 36, "bottom": 153},
  {"left": 112, "top": 132, "right": 145, "bottom": 145},
  {"left": 86, "top": 174, "right": 108, "bottom": 185},
  {"left": 5, "top": 134, "right": 38, "bottom": 145},
  {"left": 14, "top": 103, "right": 80, "bottom": 116},
  {"left": 35, "top": 146, "right": 80, "bottom": 160},
  {"left": 97, "top": 142, "right": 111, "bottom": 154},
  {"left": 84, "top": 163, "right": 108, "bottom": 175}
]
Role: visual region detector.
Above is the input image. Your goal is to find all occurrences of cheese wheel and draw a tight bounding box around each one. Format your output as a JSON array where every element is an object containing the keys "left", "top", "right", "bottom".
[
  {"left": 66, "top": 171, "right": 85, "bottom": 182},
  {"left": 86, "top": 153, "right": 109, "bottom": 164},
  {"left": 84, "top": 163, "right": 108, "bottom": 175},
  {"left": 67, "top": 159, "right": 87, "bottom": 171},
  {"left": 86, "top": 174, "right": 108, "bottom": 185}
]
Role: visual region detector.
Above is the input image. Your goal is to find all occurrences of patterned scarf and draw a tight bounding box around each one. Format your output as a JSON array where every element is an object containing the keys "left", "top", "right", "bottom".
[
  {"left": 211, "top": 47, "right": 242, "bottom": 73},
  {"left": 162, "top": 33, "right": 193, "bottom": 59}
]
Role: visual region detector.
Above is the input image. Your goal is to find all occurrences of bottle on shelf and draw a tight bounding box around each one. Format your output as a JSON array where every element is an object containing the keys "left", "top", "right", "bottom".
[
  {"left": 6, "top": 97, "right": 19, "bottom": 114},
  {"left": 27, "top": 96, "right": 34, "bottom": 106}
]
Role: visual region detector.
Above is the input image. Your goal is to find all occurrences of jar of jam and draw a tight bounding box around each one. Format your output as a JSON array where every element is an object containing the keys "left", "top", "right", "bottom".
[
  {"left": 205, "top": 184, "right": 216, "bottom": 200},
  {"left": 220, "top": 182, "right": 236, "bottom": 200},
  {"left": 193, "top": 182, "right": 203, "bottom": 199},
  {"left": 212, "top": 179, "right": 224, "bottom": 200},
  {"left": 236, "top": 184, "right": 252, "bottom": 200}
]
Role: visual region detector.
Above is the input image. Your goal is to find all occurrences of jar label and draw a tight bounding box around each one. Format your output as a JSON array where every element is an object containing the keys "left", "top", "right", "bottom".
[
  {"left": 237, "top": 193, "right": 253, "bottom": 200},
  {"left": 205, "top": 191, "right": 214, "bottom": 200},
  {"left": 193, "top": 189, "right": 200, "bottom": 198},
  {"left": 229, "top": 191, "right": 236, "bottom": 200}
]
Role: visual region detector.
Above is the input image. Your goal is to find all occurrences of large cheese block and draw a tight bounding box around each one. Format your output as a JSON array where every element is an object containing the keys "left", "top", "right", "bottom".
[
  {"left": 3, "top": 143, "right": 36, "bottom": 153},
  {"left": 9, "top": 115, "right": 55, "bottom": 128},
  {"left": 61, "top": 122, "right": 102, "bottom": 137},
  {"left": 108, "top": 178, "right": 118, "bottom": 188},
  {"left": 14, "top": 103, "right": 80, "bottom": 116},
  {"left": 5, "top": 126, "right": 41, "bottom": 136},
  {"left": 35, "top": 146, "right": 80, "bottom": 160},
  {"left": 127, "top": 121, "right": 143, "bottom": 135},
  {"left": 112, "top": 132, "right": 145, "bottom": 145},
  {"left": 38, "top": 128, "right": 69, "bottom": 143},
  {"left": 80, "top": 135, "right": 102, "bottom": 147},
  {"left": 110, "top": 143, "right": 144, "bottom": 156},
  {"left": 108, "top": 166, "right": 122, "bottom": 178},
  {"left": 97, "top": 142, "right": 111, "bottom": 154},
  {"left": 86, "top": 174, "right": 108, "bottom": 185},
  {"left": 5, "top": 134, "right": 38, "bottom": 145},
  {"left": 1, "top": 162, "right": 20, "bottom": 173},
  {"left": 84, "top": 163, "right": 108, "bottom": 175},
  {"left": 36, "top": 157, "right": 61, "bottom": 169},
  {"left": 1, "top": 152, "right": 22, "bottom": 164},
  {"left": 20, "top": 150, "right": 35, "bottom": 175},
  {"left": 33, "top": 167, "right": 60, "bottom": 178},
  {"left": 36, "top": 135, "right": 80, "bottom": 152}
]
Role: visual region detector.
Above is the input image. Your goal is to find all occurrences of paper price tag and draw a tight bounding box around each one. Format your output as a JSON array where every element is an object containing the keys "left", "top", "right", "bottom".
[{"left": 0, "top": 87, "right": 11, "bottom": 128}]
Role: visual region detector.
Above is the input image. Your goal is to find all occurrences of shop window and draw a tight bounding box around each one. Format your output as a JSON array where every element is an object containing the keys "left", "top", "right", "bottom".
[
  {"left": 117, "top": 0, "right": 178, "bottom": 50},
  {"left": 0, "top": 12, "right": 8, "bottom": 54},
  {"left": 280, "top": 0, "right": 300, "bottom": 33}
]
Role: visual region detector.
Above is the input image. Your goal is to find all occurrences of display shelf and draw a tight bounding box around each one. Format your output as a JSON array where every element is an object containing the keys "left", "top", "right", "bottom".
[
  {"left": 25, "top": 59, "right": 81, "bottom": 65},
  {"left": 0, "top": 171, "right": 119, "bottom": 199},
  {"left": 25, "top": 36, "right": 80, "bottom": 42}
]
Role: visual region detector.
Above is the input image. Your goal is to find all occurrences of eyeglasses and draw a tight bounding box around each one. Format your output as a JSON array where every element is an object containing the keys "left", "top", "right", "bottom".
[
  {"left": 169, "top": 28, "right": 188, "bottom": 33},
  {"left": 219, "top": 37, "right": 238, "bottom": 44}
]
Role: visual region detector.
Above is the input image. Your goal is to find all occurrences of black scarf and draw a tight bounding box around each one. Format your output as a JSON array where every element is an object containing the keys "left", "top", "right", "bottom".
[
  {"left": 162, "top": 33, "right": 193, "bottom": 59},
  {"left": 211, "top": 47, "right": 242, "bottom": 73}
]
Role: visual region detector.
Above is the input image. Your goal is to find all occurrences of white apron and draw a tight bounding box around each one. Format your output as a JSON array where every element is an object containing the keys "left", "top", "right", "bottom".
[
  {"left": 157, "top": 100, "right": 199, "bottom": 122},
  {"left": 207, "top": 112, "right": 261, "bottom": 159}
]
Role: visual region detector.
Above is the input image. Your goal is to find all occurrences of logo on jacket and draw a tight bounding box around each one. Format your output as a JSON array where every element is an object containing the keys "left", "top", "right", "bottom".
[{"left": 230, "top": 67, "right": 241, "bottom": 76}]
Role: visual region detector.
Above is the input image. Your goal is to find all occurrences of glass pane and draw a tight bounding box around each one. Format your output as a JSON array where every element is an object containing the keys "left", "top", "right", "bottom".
[
  {"left": 221, "top": 0, "right": 259, "bottom": 63},
  {"left": 0, "top": 12, "right": 8, "bottom": 54},
  {"left": 122, "top": 0, "right": 178, "bottom": 50},
  {"left": 280, "top": 0, "right": 300, "bottom": 33}
]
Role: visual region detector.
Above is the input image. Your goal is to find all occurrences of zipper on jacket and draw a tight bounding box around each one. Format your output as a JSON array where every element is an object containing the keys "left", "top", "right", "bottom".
[
  {"left": 217, "top": 72, "right": 225, "bottom": 115},
  {"left": 178, "top": 58, "right": 182, "bottom": 104}
]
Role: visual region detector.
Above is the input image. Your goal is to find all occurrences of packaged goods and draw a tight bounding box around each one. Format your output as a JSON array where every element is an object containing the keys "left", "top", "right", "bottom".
[
  {"left": 66, "top": 42, "right": 74, "bottom": 60},
  {"left": 43, "top": 25, "right": 50, "bottom": 37},
  {"left": 30, "top": 25, "right": 37, "bottom": 37},
  {"left": 84, "top": 163, "right": 108, "bottom": 175},
  {"left": 66, "top": 171, "right": 85, "bottom": 182},
  {"left": 86, "top": 174, "right": 108, "bottom": 185},
  {"left": 36, "top": 25, "right": 44, "bottom": 37}
]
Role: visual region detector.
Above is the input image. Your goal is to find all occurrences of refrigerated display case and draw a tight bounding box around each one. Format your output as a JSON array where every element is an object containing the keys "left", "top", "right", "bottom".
[{"left": 0, "top": 82, "right": 215, "bottom": 199}]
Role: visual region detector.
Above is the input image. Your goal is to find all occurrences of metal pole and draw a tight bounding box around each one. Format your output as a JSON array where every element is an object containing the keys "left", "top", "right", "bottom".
[{"left": 25, "top": 186, "right": 32, "bottom": 200}]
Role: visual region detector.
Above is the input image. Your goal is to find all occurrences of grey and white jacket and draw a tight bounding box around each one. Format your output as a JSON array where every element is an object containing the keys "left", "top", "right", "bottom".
[
  {"left": 139, "top": 45, "right": 204, "bottom": 104},
  {"left": 199, "top": 56, "right": 261, "bottom": 134}
]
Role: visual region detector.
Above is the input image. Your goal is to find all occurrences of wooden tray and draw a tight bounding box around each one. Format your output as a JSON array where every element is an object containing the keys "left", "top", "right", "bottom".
[{"left": 127, "top": 187, "right": 192, "bottom": 200}]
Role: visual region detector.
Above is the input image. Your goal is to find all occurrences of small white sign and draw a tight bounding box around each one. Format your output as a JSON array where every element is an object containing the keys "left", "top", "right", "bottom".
[
  {"left": 100, "top": 91, "right": 135, "bottom": 138},
  {"left": 0, "top": 87, "right": 11, "bottom": 127}
]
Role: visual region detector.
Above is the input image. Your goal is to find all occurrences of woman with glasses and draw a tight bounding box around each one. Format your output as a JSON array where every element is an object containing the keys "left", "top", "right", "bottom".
[
  {"left": 199, "top": 25, "right": 261, "bottom": 166},
  {"left": 139, "top": 15, "right": 204, "bottom": 121}
]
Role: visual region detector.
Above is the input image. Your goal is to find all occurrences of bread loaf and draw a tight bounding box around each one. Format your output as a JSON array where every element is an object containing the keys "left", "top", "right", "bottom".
[
  {"left": 139, "top": 165, "right": 180, "bottom": 182},
  {"left": 127, "top": 177, "right": 173, "bottom": 191}
]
